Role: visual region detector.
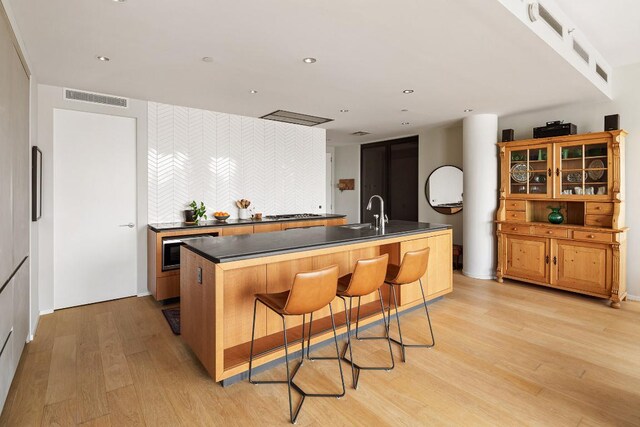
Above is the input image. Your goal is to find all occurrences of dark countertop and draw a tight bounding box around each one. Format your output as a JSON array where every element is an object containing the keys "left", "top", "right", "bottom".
[
  {"left": 148, "top": 213, "right": 346, "bottom": 232},
  {"left": 183, "top": 220, "right": 451, "bottom": 263}
]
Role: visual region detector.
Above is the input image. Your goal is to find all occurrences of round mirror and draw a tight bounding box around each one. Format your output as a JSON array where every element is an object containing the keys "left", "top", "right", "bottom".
[{"left": 425, "top": 166, "right": 463, "bottom": 215}]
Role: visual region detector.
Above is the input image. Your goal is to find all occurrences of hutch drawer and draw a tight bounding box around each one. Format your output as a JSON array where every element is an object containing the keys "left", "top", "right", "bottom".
[
  {"left": 573, "top": 230, "right": 613, "bottom": 243},
  {"left": 531, "top": 226, "right": 568, "bottom": 238}
]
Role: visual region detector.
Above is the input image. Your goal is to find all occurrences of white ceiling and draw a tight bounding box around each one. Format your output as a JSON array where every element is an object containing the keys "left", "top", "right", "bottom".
[
  {"left": 9, "top": 0, "right": 612, "bottom": 144},
  {"left": 555, "top": 0, "right": 640, "bottom": 68}
]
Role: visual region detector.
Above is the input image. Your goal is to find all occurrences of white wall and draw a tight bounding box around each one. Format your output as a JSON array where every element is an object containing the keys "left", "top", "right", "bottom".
[
  {"left": 147, "top": 102, "right": 326, "bottom": 222},
  {"left": 333, "top": 144, "right": 361, "bottom": 223},
  {"left": 36, "top": 84, "right": 149, "bottom": 314},
  {"left": 417, "top": 125, "right": 464, "bottom": 245},
  {"left": 499, "top": 61, "right": 640, "bottom": 297}
]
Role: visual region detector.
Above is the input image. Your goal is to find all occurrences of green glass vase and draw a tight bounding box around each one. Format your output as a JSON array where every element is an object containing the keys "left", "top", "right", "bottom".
[{"left": 547, "top": 207, "right": 564, "bottom": 224}]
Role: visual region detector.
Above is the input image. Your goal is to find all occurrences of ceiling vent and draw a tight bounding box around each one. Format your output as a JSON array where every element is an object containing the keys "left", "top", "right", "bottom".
[
  {"left": 538, "top": 4, "right": 563, "bottom": 37},
  {"left": 351, "top": 131, "right": 371, "bottom": 136},
  {"left": 260, "top": 110, "right": 333, "bottom": 126},
  {"left": 572, "top": 40, "right": 590, "bottom": 64},
  {"left": 64, "top": 88, "right": 128, "bottom": 108},
  {"left": 595, "top": 64, "right": 608, "bottom": 82}
]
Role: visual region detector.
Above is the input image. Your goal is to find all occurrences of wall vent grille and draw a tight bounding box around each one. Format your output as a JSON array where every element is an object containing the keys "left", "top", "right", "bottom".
[
  {"left": 596, "top": 64, "right": 608, "bottom": 82},
  {"left": 538, "top": 4, "right": 563, "bottom": 37},
  {"left": 260, "top": 110, "right": 333, "bottom": 126},
  {"left": 351, "top": 131, "right": 371, "bottom": 136},
  {"left": 572, "top": 40, "right": 590, "bottom": 64},
  {"left": 64, "top": 88, "right": 128, "bottom": 108}
]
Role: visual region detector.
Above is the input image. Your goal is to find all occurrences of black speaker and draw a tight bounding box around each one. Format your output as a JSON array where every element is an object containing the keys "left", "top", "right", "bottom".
[
  {"left": 502, "top": 129, "right": 514, "bottom": 142},
  {"left": 604, "top": 114, "right": 619, "bottom": 131}
]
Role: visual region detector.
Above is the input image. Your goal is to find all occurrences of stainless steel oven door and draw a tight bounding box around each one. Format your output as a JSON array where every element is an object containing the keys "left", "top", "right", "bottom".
[{"left": 161, "top": 239, "right": 183, "bottom": 271}]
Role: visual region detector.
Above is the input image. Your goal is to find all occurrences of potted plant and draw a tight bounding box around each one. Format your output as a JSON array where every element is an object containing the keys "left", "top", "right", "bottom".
[{"left": 188, "top": 200, "right": 208, "bottom": 224}]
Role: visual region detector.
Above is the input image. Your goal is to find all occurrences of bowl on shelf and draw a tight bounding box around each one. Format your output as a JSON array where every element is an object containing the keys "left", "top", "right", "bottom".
[{"left": 214, "top": 212, "right": 230, "bottom": 222}]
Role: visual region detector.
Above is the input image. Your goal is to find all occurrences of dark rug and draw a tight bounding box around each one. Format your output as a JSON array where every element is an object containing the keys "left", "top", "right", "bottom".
[{"left": 162, "top": 307, "right": 181, "bottom": 335}]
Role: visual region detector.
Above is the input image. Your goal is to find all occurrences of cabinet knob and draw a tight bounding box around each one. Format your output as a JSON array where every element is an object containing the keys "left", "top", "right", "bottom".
[
  {"left": 547, "top": 231, "right": 553, "bottom": 234},
  {"left": 512, "top": 227, "right": 517, "bottom": 231},
  {"left": 588, "top": 234, "right": 595, "bottom": 239},
  {"left": 595, "top": 206, "right": 601, "bottom": 210}
]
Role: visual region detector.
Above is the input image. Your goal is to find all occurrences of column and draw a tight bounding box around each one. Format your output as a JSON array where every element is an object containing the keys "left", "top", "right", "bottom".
[{"left": 462, "top": 114, "right": 498, "bottom": 279}]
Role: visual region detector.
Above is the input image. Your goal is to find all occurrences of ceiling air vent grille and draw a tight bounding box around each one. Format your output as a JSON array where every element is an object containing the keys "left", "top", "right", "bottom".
[
  {"left": 351, "top": 131, "right": 371, "bottom": 136},
  {"left": 572, "top": 40, "right": 590, "bottom": 64},
  {"left": 260, "top": 110, "right": 333, "bottom": 126},
  {"left": 596, "top": 64, "right": 608, "bottom": 82},
  {"left": 64, "top": 88, "right": 128, "bottom": 108},
  {"left": 538, "top": 4, "right": 563, "bottom": 37}
]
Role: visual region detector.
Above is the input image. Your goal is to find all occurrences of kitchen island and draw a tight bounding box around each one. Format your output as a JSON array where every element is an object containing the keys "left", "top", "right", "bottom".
[{"left": 180, "top": 220, "right": 453, "bottom": 383}]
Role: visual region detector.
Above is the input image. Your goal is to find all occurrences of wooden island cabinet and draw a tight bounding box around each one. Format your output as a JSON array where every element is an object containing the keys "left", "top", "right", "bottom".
[
  {"left": 496, "top": 131, "right": 628, "bottom": 308},
  {"left": 179, "top": 222, "right": 452, "bottom": 383}
]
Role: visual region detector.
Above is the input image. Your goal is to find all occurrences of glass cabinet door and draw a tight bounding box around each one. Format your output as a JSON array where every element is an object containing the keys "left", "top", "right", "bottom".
[
  {"left": 507, "top": 145, "right": 551, "bottom": 197},
  {"left": 556, "top": 140, "right": 609, "bottom": 197}
]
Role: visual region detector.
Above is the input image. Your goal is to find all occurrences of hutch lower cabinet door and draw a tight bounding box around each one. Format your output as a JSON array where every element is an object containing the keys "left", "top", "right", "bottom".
[
  {"left": 504, "top": 235, "right": 549, "bottom": 283},
  {"left": 552, "top": 240, "right": 612, "bottom": 295}
]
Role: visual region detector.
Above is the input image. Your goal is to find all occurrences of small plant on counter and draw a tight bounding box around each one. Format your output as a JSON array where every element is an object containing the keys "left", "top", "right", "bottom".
[{"left": 189, "top": 200, "right": 208, "bottom": 223}]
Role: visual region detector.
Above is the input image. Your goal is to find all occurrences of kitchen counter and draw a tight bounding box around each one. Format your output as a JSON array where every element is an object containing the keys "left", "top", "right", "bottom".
[
  {"left": 184, "top": 220, "right": 451, "bottom": 263},
  {"left": 148, "top": 213, "right": 346, "bottom": 232},
  {"left": 179, "top": 220, "right": 453, "bottom": 383}
]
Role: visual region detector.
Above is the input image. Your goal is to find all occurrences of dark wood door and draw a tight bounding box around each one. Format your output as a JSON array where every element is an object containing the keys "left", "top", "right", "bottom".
[{"left": 360, "top": 136, "right": 418, "bottom": 223}]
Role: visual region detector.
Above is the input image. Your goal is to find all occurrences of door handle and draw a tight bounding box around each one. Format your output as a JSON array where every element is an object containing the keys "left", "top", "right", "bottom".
[
  {"left": 119, "top": 223, "right": 135, "bottom": 228},
  {"left": 553, "top": 256, "right": 557, "bottom": 265},
  {"left": 547, "top": 168, "right": 551, "bottom": 177},
  {"left": 545, "top": 255, "right": 549, "bottom": 264}
]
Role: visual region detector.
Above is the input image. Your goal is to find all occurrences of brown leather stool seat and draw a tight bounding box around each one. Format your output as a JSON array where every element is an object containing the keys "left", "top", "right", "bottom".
[
  {"left": 384, "top": 247, "right": 435, "bottom": 362},
  {"left": 248, "top": 265, "right": 345, "bottom": 424},
  {"left": 336, "top": 253, "right": 393, "bottom": 389}
]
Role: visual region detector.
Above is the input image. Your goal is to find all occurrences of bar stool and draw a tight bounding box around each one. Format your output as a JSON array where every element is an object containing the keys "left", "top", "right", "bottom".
[
  {"left": 384, "top": 247, "right": 435, "bottom": 362},
  {"left": 248, "top": 265, "right": 345, "bottom": 424},
  {"left": 337, "top": 253, "right": 393, "bottom": 389}
]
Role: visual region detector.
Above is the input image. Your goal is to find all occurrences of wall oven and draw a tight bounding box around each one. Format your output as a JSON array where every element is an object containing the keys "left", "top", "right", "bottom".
[{"left": 162, "top": 233, "right": 217, "bottom": 271}]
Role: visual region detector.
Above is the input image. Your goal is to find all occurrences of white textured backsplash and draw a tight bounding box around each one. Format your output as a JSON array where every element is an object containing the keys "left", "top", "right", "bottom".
[{"left": 148, "top": 102, "right": 326, "bottom": 223}]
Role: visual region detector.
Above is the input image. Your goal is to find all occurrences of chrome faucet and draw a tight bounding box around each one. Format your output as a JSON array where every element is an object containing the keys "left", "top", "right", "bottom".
[{"left": 366, "top": 195, "right": 388, "bottom": 232}]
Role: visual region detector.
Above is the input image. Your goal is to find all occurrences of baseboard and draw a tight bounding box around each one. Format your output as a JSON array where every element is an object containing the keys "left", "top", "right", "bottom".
[
  {"left": 462, "top": 270, "right": 496, "bottom": 280},
  {"left": 626, "top": 294, "right": 640, "bottom": 302},
  {"left": 137, "top": 291, "right": 151, "bottom": 297},
  {"left": 39, "top": 309, "right": 54, "bottom": 316}
]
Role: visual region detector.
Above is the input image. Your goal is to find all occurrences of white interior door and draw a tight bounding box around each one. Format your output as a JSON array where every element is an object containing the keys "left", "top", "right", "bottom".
[{"left": 53, "top": 109, "right": 137, "bottom": 309}]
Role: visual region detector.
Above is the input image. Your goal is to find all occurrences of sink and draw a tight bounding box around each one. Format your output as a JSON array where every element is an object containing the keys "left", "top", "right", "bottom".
[{"left": 340, "top": 223, "right": 373, "bottom": 230}]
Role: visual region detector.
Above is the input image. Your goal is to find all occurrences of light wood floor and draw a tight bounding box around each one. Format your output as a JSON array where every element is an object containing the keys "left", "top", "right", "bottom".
[{"left": 2, "top": 273, "right": 640, "bottom": 426}]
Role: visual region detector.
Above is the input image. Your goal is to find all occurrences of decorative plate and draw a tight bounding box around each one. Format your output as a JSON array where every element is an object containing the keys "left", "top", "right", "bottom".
[
  {"left": 510, "top": 163, "right": 532, "bottom": 183},
  {"left": 587, "top": 159, "right": 605, "bottom": 181},
  {"left": 566, "top": 171, "right": 586, "bottom": 183}
]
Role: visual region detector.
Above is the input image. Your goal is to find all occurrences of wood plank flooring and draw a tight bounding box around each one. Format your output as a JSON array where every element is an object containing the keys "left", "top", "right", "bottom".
[{"left": 2, "top": 273, "right": 640, "bottom": 426}]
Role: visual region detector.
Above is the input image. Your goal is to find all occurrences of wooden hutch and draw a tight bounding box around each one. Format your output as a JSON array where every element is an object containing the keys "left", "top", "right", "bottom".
[{"left": 496, "top": 130, "right": 628, "bottom": 308}]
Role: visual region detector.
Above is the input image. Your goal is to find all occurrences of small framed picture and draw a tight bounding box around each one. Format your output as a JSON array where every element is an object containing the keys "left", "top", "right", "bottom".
[{"left": 32, "top": 146, "right": 42, "bottom": 221}]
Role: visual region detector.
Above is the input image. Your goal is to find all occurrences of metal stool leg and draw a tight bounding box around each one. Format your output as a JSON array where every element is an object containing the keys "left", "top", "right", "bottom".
[
  {"left": 290, "top": 304, "right": 346, "bottom": 399},
  {"left": 247, "top": 299, "right": 302, "bottom": 424},
  {"left": 341, "top": 290, "right": 395, "bottom": 388},
  {"left": 339, "top": 296, "right": 358, "bottom": 388},
  {"left": 387, "top": 283, "right": 407, "bottom": 362},
  {"left": 386, "top": 279, "right": 436, "bottom": 362}
]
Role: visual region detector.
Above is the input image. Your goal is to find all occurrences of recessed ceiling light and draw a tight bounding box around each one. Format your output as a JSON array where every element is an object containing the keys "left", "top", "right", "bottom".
[
  {"left": 402, "top": 122, "right": 410, "bottom": 125},
  {"left": 339, "top": 109, "right": 349, "bottom": 113},
  {"left": 401, "top": 109, "right": 409, "bottom": 112},
  {"left": 97, "top": 56, "right": 110, "bottom": 61},
  {"left": 202, "top": 57, "right": 213, "bottom": 63},
  {"left": 303, "top": 57, "right": 317, "bottom": 64},
  {"left": 463, "top": 109, "right": 473, "bottom": 112},
  {"left": 402, "top": 90, "right": 414, "bottom": 94},
  {"left": 112, "top": 0, "right": 126, "bottom": 2},
  {"left": 250, "top": 90, "right": 258, "bottom": 94}
]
